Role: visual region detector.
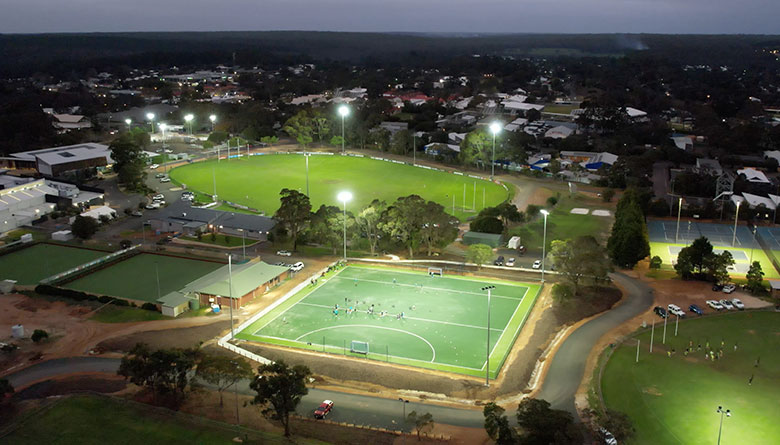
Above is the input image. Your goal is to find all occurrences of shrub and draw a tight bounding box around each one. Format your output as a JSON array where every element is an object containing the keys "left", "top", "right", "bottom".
[
  {"left": 98, "top": 296, "right": 113, "bottom": 304},
  {"left": 649, "top": 256, "right": 662, "bottom": 269},
  {"left": 470, "top": 216, "right": 504, "bottom": 234},
  {"left": 113, "top": 299, "right": 130, "bottom": 307},
  {"left": 602, "top": 189, "right": 615, "bottom": 202},
  {"left": 119, "top": 239, "right": 132, "bottom": 249},
  {"left": 526, "top": 204, "right": 541, "bottom": 218},
  {"left": 31, "top": 329, "right": 48, "bottom": 343},
  {"left": 141, "top": 302, "right": 158, "bottom": 311},
  {"left": 546, "top": 196, "right": 558, "bottom": 207},
  {"left": 210, "top": 232, "right": 217, "bottom": 242}
]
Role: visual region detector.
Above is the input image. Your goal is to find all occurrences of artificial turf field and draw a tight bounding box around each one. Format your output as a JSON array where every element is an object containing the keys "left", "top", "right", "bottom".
[
  {"left": 169, "top": 154, "right": 509, "bottom": 220},
  {"left": 601, "top": 311, "right": 780, "bottom": 445},
  {"left": 236, "top": 265, "right": 541, "bottom": 378},
  {"left": 0, "top": 243, "right": 109, "bottom": 285},
  {"left": 64, "top": 253, "right": 223, "bottom": 302}
]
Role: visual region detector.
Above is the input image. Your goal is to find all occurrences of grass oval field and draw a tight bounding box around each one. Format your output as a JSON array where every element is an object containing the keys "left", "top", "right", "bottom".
[{"left": 169, "top": 154, "right": 509, "bottom": 219}]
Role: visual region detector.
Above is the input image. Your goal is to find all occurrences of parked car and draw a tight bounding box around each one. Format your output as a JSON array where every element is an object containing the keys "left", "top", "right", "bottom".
[
  {"left": 706, "top": 300, "right": 724, "bottom": 310},
  {"left": 160, "top": 177, "right": 171, "bottom": 183},
  {"left": 506, "top": 257, "right": 516, "bottom": 267},
  {"left": 517, "top": 245, "right": 527, "bottom": 255},
  {"left": 667, "top": 304, "right": 686, "bottom": 318},
  {"left": 654, "top": 306, "right": 668, "bottom": 318},
  {"left": 731, "top": 298, "right": 745, "bottom": 310},
  {"left": 145, "top": 202, "right": 161, "bottom": 210},
  {"left": 712, "top": 284, "right": 723, "bottom": 291},
  {"left": 277, "top": 250, "right": 292, "bottom": 257},
  {"left": 314, "top": 400, "right": 333, "bottom": 419},
  {"left": 155, "top": 173, "right": 166, "bottom": 178},
  {"left": 149, "top": 164, "right": 160, "bottom": 169},
  {"left": 290, "top": 261, "right": 305, "bottom": 272},
  {"left": 494, "top": 256, "right": 505, "bottom": 266},
  {"left": 532, "top": 260, "right": 542, "bottom": 269},
  {"left": 720, "top": 299, "right": 735, "bottom": 310},
  {"left": 689, "top": 304, "right": 704, "bottom": 315},
  {"left": 152, "top": 194, "right": 165, "bottom": 201},
  {"left": 722, "top": 284, "right": 736, "bottom": 294},
  {"left": 130, "top": 211, "right": 143, "bottom": 217}
]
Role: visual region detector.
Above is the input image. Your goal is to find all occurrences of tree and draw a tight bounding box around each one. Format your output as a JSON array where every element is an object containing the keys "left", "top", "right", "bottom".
[
  {"left": 71, "top": 215, "right": 99, "bottom": 240},
  {"left": 608, "top": 190, "right": 650, "bottom": 268},
  {"left": 390, "top": 129, "right": 411, "bottom": 155},
  {"left": 460, "top": 130, "right": 492, "bottom": 168},
  {"left": 649, "top": 255, "right": 662, "bottom": 269},
  {"left": 379, "top": 195, "right": 427, "bottom": 258},
  {"left": 551, "top": 283, "right": 575, "bottom": 304},
  {"left": 329, "top": 135, "right": 344, "bottom": 146},
  {"left": 745, "top": 261, "right": 766, "bottom": 295},
  {"left": 596, "top": 409, "right": 636, "bottom": 443},
  {"left": 308, "top": 205, "right": 350, "bottom": 254},
  {"left": 674, "top": 236, "right": 713, "bottom": 278},
  {"left": 260, "top": 135, "right": 279, "bottom": 146},
  {"left": 196, "top": 354, "right": 253, "bottom": 407},
  {"left": 496, "top": 202, "right": 523, "bottom": 230},
  {"left": 118, "top": 343, "right": 198, "bottom": 405},
  {"left": 602, "top": 189, "right": 615, "bottom": 202},
  {"left": 31, "top": 329, "right": 48, "bottom": 343},
  {"left": 706, "top": 250, "right": 734, "bottom": 284},
  {"left": 470, "top": 215, "right": 503, "bottom": 234},
  {"left": 353, "top": 199, "right": 387, "bottom": 256},
  {"left": 283, "top": 110, "right": 315, "bottom": 147},
  {"left": 208, "top": 131, "right": 229, "bottom": 144},
  {"left": 549, "top": 236, "right": 611, "bottom": 293},
  {"left": 273, "top": 188, "right": 312, "bottom": 251},
  {"left": 311, "top": 111, "right": 331, "bottom": 143},
  {"left": 419, "top": 201, "right": 458, "bottom": 256},
  {"left": 250, "top": 360, "right": 311, "bottom": 437},
  {"left": 466, "top": 244, "right": 494, "bottom": 268},
  {"left": 406, "top": 411, "right": 434, "bottom": 441},
  {"left": 483, "top": 402, "right": 515, "bottom": 445},
  {"left": 110, "top": 133, "right": 147, "bottom": 191},
  {"left": 516, "top": 398, "right": 582, "bottom": 445}
]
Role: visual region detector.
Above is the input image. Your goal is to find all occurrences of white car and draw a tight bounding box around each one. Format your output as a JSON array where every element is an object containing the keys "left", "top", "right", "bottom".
[
  {"left": 731, "top": 298, "right": 745, "bottom": 310},
  {"left": 706, "top": 300, "right": 724, "bottom": 310},
  {"left": 722, "top": 284, "right": 736, "bottom": 294},
  {"left": 290, "top": 261, "right": 304, "bottom": 272},
  {"left": 506, "top": 257, "right": 516, "bottom": 267},
  {"left": 667, "top": 304, "right": 686, "bottom": 317},
  {"left": 276, "top": 250, "right": 292, "bottom": 257},
  {"left": 160, "top": 177, "right": 171, "bottom": 183},
  {"left": 152, "top": 194, "right": 165, "bottom": 200},
  {"left": 149, "top": 164, "right": 160, "bottom": 169},
  {"left": 532, "top": 260, "right": 542, "bottom": 269},
  {"left": 145, "top": 202, "right": 161, "bottom": 210},
  {"left": 720, "top": 299, "right": 735, "bottom": 310}
]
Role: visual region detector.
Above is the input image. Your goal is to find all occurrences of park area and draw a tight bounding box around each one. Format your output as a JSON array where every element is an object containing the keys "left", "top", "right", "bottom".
[
  {"left": 64, "top": 252, "right": 223, "bottom": 302},
  {"left": 0, "top": 243, "right": 109, "bottom": 285},
  {"left": 601, "top": 311, "right": 780, "bottom": 445},
  {"left": 169, "top": 154, "right": 509, "bottom": 220},
  {"left": 647, "top": 220, "right": 780, "bottom": 278},
  {"left": 236, "top": 264, "right": 541, "bottom": 379}
]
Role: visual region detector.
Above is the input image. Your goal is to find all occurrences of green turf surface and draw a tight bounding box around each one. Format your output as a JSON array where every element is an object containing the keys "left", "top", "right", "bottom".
[
  {"left": 2, "top": 394, "right": 320, "bottom": 444},
  {"left": 237, "top": 265, "right": 541, "bottom": 378},
  {"left": 0, "top": 243, "right": 109, "bottom": 285},
  {"left": 650, "top": 241, "right": 780, "bottom": 279},
  {"left": 169, "top": 154, "right": 509, "bottom": 220},
  {"left": 601, "top": 311, "right": 780, "bottom": 445},
  {"left": 65, "top": 253, "right": 223, "bottom": 302}
]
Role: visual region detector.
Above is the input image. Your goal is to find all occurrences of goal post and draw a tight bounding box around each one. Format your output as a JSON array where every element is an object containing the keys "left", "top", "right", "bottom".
[
  {"left": 350, "top": 340, "right": 369, "bottom": 355},
  {"left": 427, "top": 267, "right": 443, "bottom": 277}
]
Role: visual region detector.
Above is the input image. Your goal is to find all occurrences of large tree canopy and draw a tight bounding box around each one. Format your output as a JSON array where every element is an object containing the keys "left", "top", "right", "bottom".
[{"left": 274, "top": 188, "right": 312, "bottom": 251}]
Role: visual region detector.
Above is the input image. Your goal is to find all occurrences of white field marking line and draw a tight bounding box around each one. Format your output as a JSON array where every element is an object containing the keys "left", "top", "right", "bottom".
[
  {"left": 350, "top": 264, "right": 532, "bottom": 288},
  {"left": 251, "top": 266, "right": 351, "bottom": 334},
  {"left": 480, "top": 285, "right": 530, "bottom": 371},
  {"left": 250, "top": 333, "right": 486, "bottom": 372},
  {"left": 333, "top": 275, "right": 521, "bottom": 301},
  {"left": 293, "top": 324, "right": 437, "bottom": 363},
  {"left": 295, "top": 302, "right": 503, "bottom": 332}
]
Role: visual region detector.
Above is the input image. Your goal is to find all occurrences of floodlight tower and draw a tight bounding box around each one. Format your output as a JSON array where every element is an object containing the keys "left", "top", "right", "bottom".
[
  {"left": 209, "top": 114, "right": 217, "bottom": 132},
  {"left": 184, "top": 114, "right": 194, "bottom": 135},
  {"left": 481, "top": 285, "right": 496, "bottom": 386},
  {"left": 146, "top": 112, "right": 155, "bottom": 133},
  {"left": 489, "top": 122, "right": 502, "bottom": 180},
  {"left": 124, "top": 118, "right": 132, "bottom": 131},
  {"left": 338, "top": 105, "right": 350, "bottom": 154},
  {"left": 337, "top": 191, "right": 352, "bottom": 260},
  {"left": 716, "top": 406, "right": 731, "bottom": 445},
  {"left": 541, "top": 209, "right": 550, "bottom": 282}
]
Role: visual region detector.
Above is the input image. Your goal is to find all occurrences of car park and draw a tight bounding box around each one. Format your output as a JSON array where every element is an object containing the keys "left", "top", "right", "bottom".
[
  {"left": 654, "top": 306, "right": 668, "bottom": 318},
  {"left": 706, "top": 300, "right": 724, "bottom": 310},
  {"left": 731, "top": 298, "right": 745, "bottom": 310},
  {"left": 506, "top": 257, "right": 516, "bottom": 267},
  {"left": 277, "top": 250, "right": 292, "bottom": 257},
  {"left": 532, "top": 260, "right": 542, "bottom": 269},
  {"left": 722, "top": 284, "right": 736, "bottom": 294},
  {"left": 720, "top": 299, "right": 735, "bottom": 310},
  {"left": 689, "top": 304, "right": 704, "bottom": 315},
  {"left": 494, "top": 256, "right": 504, "bottom": 266},
  {"left": 290, "top": 261, "right": 305, "bottom": 272},
  {"left": 314, "top": 400, "right": 333, "bottom": 419}
]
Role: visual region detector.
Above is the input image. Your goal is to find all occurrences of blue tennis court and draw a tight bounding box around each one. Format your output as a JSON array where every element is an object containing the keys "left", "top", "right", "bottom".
[
  {"left": 647, "top": 219, "right": 755, "bottom": 247},
  {"left": 755, "top": 227, "right": 780, "bottom": 251}
]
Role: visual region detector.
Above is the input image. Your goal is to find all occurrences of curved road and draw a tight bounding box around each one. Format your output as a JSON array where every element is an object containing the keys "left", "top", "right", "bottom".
[
  {"left": 4, "top": 273, "right": 652, "bottom": 426},
  {"left": 534, "top": 272, "right": 653, "bottom": 416}
]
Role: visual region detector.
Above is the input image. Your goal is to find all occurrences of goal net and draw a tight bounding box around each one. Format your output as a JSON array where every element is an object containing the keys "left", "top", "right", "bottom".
[
  {"left": 427, "top": 267, "right": 443, "bottom": 277},
  {"left": 350, "top": 340, "right": 369, "bottom": 354}
]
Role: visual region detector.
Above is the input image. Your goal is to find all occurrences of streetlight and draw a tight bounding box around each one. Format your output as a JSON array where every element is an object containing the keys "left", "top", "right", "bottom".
[
  {"left": 209, "top": 114, "right": 217, "bottom": 132},
  {"left": 489, "top": 122, "right": 502, "bottom": 180},
  {"left": 716, "top": 406, "right": 731, "bottom": 445},
  {"left": 184, "top": 114, "right": 194, "bottom": 135},
  {"left": 228, "top": 253, "right": 235, "bottom": 338},
  {"left": 337, "top": 191, "right": 352, "bottom": 260},
  {"left": 146, "top": 112, "right": 155, "bottom": 133},
  {"left": 338, "top": 105, "right": 349, "bottom": 154},
  {"left": 159, "top": 123, "right": 167, "bottom": 149},
  {"left": 481, "top": 285, "right": 495, "bottom": 387},
  {"left": 398, "top": 398, "right": 409, "bottom": 443},
  {"left": 238, "top": 228, "right": 246, "bottom": 259},
  {"left": 750, "top": 226, "right": 757, "bottom": 264},
  {"left": 675, "top": 197, "right": 683, "bottom": 243},
  {"left": 124, "top": 118, "right": 132, "bottom": 131},
  {"left": 733, "top": 200, "right": 741, "bottom": 247},
  {"left": 540, "top": 209, "right": 549, "bottom": 282}
]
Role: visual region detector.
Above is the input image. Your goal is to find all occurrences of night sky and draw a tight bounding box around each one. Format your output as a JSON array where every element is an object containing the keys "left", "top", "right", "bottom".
[{"left": 2, "top": 0, "right": 778, "bottom": 34}]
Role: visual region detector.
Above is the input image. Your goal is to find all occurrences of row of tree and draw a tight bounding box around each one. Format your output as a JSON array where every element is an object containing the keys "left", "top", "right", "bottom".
[{"left": 607, "top": 189, "right": 650, "bottom": 269}]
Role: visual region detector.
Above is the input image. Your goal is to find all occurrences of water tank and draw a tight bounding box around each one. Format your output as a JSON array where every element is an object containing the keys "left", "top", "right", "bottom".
[{"left": 11, "top": 324, "right": 24, "bottom": 338}]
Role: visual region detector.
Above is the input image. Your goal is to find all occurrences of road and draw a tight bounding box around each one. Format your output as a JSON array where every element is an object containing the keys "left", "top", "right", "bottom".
[{"left": 533, "top": 272, "right": 653, "bottom": 416}]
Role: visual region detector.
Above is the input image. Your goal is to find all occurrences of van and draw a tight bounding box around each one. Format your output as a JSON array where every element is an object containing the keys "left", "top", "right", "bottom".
[{"left": 494, "top": 256, "right": 505, "bottom": 266}]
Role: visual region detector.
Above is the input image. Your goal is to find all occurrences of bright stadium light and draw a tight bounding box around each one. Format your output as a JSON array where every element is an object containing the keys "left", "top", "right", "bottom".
[
  {"left": 338, "top": 105, "right": 350, "bottom": 154},
  {"left": 338, "top": 191, "right": 353, "bottom": 260},
  {"left": 146, "top": 112, "right": 155, "bottom": 133},
  {"left": 184, "top": 114, "right": 194, "bottom": 135},
  {"left": 489, "top": 122, "right": 502, "bottom": 180},
  {"left": 209, "top": 114, "right": 217, "bottom": 132},
  {"left": 716, "top": 406, "right": 731, "bottom": 445}
]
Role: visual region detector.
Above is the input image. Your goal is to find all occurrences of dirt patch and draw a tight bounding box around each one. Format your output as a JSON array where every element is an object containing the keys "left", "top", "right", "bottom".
[
  {"left": 552, "top": 286, "right": 623, "bottom": 326},
  {"left": 14, "top": 374, "right": 127, "bottom": 400},
  {"left": 643, "top": 386, "right": 662, "bottom": 397},
  {"left": 98, "top": 321, "right": 231, "bottom": 352}
]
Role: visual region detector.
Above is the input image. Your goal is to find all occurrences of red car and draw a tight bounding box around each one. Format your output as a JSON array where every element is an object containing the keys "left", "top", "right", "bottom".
[{"left": 314, "top": 400, "right": 333, "bottom": 419}]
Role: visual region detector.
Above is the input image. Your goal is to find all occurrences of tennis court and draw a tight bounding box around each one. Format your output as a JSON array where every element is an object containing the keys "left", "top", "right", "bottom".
[
  {"left": 64, "top": 253, "right": 223, "bottom": 302},
  {"left": 647, "top": 219, "right": 754, "bottom": 246},
  {"left": 0, "top": 243, "right": 109, "bottom": 285},
  {"left": 236, "top": 265, "right": 541, "bottom": 379}
]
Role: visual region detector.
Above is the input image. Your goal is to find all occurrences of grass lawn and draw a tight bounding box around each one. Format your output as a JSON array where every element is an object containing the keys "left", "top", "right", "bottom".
[
  {"left": 169, "top": 154, "right": 509, "bottom": 220},
  {"left": 65, "top": 253, "right": 223, "bottom": 302},
  {"left": 508, "top": 193, "right": 614, "bottom": 254},
  {"left": 2, "top": 394, "right": 322, "bottom": 444},
  {"left": 601, "top": 311, "right": 780, "bottom": 445},
  {"left": 237, "top": 264, "right": 541, "bottom": 378},
  {"left": 649, "top": 241, "right": 780, "bottom": 279},
  {"left": 0, "top": 243, "right": 109, "bottom": 285}
]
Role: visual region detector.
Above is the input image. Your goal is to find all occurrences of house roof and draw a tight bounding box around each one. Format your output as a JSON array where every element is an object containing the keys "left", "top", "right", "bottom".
[
  {"left": 182, "top": 260, "right": 288, "bottom": 298},
  {"left": 740, "top": 192, "right": 776, "bottom": 209},
  {"left": 53, "top": 114, "right": 86, "bottom": 123},
  {"left": 736, "top": 167, "right": 771, "bottom": 184},
  {"left": 154, "top": 200, "right": 275, "bottom": 233},
  {"left": 625, "top": 107, "right": 647, "bottom": 118},
  {"left": 545, "top": 126, "right": 574, "bottom": 139},
  {"left": 11, "top": 143, "right": 111, "bottom": 163},
  {"left": 157, "top": 291, "right": 195, "bottom": 307}
]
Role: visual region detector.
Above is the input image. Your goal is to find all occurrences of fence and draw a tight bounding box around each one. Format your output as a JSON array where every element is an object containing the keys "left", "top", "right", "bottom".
[
  {"left": 40, "top": 244, "right": 140, "bottom": 285},
  {"left": 349, "top": 257, "right": 556, "bottom": 282}
]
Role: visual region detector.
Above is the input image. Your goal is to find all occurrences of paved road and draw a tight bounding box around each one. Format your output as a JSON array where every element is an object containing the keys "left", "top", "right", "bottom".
[{"left": 534, "top": 272, "right": 653, "bottom": 416}]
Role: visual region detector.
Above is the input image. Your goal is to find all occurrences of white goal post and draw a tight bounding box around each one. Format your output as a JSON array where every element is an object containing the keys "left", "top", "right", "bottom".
[{"left": 427, "top": 267, "right": 443, "bottom": 277}]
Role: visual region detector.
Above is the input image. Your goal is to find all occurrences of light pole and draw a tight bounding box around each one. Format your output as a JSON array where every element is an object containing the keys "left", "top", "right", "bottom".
[
  {"left": 750, "top": 226, "right": 757, "bottom": 264},
  {"left": 124, "top": 118, "right": 132, "bottom": 131},
  {"left": 675, "top": 197, "right": 683, "bottom": 243},
  {"left": 209, "top": 114, "right": 217, "bottom": 132},
  {"left": 337, "top": 191, "right": 352, "bottom": 260},
  {"left": 338, "top": 105, "right": 349, "bottom": 154},
  {"left": 146, "top": 112, "right": 155, "bottom": 133},
  {"left": 184, "top": 114, "right": 194, "bottom": 135},
  {"left": 716, "top": 406, "right": 731, "bottom": 445},
  {"left": 489, "top": 122, "right": 501, "bottom": 180},
  {"left": 304, "top": 152, "right": 310, "bottom": 196},
  {"left": 540, "top": 209, "right": 549, "bottom": 282},
  {"left": 228, "top": 253, "right": 235, "bottom": 338},
  {"left": 239, "top": 228, "right": 246, "bottom": 259},
  {"left": 732, "top": 200, "right": 741, "bottom": 247},
  {"left": 412, "top": 132, "right": 416, "bottom": 165},
  {"left": 159, "top": 123, "right": 167, "bottom": 149},
  {"left": 398, "top": 398, "right": 409, "bottom": 443},
  {"left": 482, "top": 285, "right": 495, "bottom": 386}
]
